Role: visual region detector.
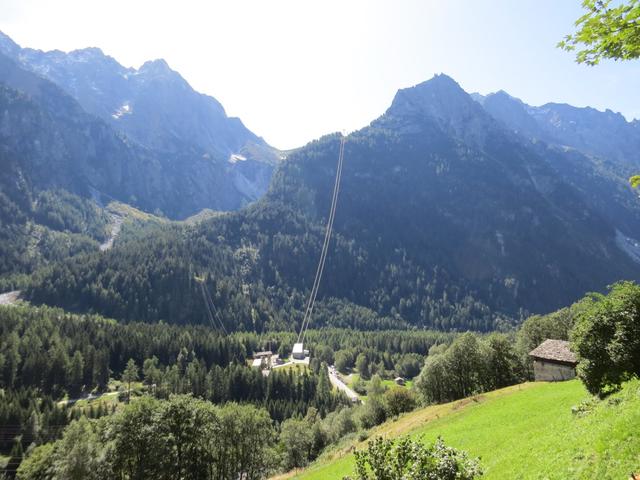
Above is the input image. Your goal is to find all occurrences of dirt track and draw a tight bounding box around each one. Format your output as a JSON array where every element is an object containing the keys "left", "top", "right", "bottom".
[{"left": 100, "top": 214, "right": 124, "bottom": 251}]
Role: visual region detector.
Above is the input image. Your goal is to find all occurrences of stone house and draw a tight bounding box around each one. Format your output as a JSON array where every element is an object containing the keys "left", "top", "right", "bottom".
[
  {"left": 529, "top": 339, "right": 577, "bottom": 381},
  {"left": 394, "top": 377, "right": 406, "bottom": 386}
]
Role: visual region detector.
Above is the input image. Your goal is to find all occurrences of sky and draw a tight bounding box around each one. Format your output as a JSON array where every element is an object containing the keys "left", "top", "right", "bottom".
[{"left": 1, "top": 0, "right": 639, "bottom": 150}]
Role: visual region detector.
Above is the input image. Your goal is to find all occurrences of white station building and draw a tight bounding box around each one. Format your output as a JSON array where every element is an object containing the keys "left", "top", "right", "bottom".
[{"left": 292, "top": 342, "right": 309, "bottom": 360}]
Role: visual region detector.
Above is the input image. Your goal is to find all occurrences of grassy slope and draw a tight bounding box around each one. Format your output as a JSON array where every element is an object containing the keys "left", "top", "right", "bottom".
[
  {"left": 344, "top": 373, "right": 413, "bottom": 401},
  {"left": 288, "top": 379, "right": 640, "bottom": 480}
]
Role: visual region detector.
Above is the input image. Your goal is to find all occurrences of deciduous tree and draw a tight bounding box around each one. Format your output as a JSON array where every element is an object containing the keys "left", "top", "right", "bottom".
[
  {"left": 122, "top": 358, "right": 139, "bottom": 403},
  {"left": 571, "top": 281, "right": 640, "bottom": 395},
  {"left": 559, "top": 0, "right": 640, "bottom": 65}
]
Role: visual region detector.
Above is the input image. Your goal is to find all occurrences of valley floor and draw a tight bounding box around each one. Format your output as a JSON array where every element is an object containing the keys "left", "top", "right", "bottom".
[
  {"left": 327, "top": 366, "right": 361, "bottom": 403},
  {"left": 278, "top": 379, "right": 640, "bottom": 480}
]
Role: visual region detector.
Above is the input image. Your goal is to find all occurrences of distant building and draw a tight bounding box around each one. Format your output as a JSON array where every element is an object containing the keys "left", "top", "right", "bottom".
[
  {"left": 253, "top": 351, "right": 273, "bottom": 359},
  {"left": 251, "top": 358, "right": 263, "bottom": 368},
  {"left": 529, "top": 339, "right": 577, "bottom": 382},
  {"left": 251, "top": 351, "right": 273, "bottom": 369},
  {"left": 292, "top": 343, "right": 305, "bottom": 360}
]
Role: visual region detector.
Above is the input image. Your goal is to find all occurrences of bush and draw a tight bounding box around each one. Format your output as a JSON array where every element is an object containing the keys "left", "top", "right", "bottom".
[
  {"left": 344, "top": 436, "right": 482, "bottom": 480},
  {"left": 570, "top": 398, "right": 598, "bottom": 417},
  {"left": 571, "top": 281, "right": 640, "bottom": 396},
  {"left": 352, "top": 377, "right": 367, "bottom": 395},
  {"left": 279, "top": 417, "right": 314, "bottom": 469},
  {"left": 16, "top": 443, "right": 55, "bottom": 480},
  {"left": 396, "top": 353, "right": 423, "bottom": 379},
  {"left": 335, "top": 350, "right": 355, "bottom": 374},
  {"left": 356, "top": 398, "right": 386, "bottom": 430},
  {"left": 324, "top": 407, "right": 358, "bottom": 442},
  {"left": 383, "top": 387, "right": 417, "bottom": 417}
]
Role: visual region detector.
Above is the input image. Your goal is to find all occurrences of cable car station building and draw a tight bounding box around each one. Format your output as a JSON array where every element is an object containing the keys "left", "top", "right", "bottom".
[{"left": 292, "top": 343, "right": 309, "bottom": 361}]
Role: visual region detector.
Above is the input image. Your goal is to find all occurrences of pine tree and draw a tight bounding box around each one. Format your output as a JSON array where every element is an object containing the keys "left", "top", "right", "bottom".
[{"left": 122, "top": 359, "right": 139, "bottom": 403}]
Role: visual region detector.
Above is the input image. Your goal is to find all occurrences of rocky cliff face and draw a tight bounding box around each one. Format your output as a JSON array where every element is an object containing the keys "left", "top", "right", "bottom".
[
  {"left": 477, "top": 90, "right": 640, "bottom": 240},
  {"left": 0, "top": 31, "right": 279, "bottom": 218},
  {"left": 527, "top": 103, "right": 640, "bottom": 167},
  {"left": 478, "top": 89, "right": 640, "bottom": 170}
]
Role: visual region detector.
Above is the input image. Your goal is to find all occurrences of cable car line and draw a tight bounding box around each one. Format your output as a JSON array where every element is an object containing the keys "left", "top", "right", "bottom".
[
  {"left": 199, "top": 279, "right": 219, "bottom": 332},
  {"left": 297, "top": 135, "right": 346, "bottom": 344},
  {"left": 300, "top": 136, "right": 345, "bottom": 341},
  {"left": 197, "top": 276, "right": 228, "bottom": 335},
  {"left": 205, "top": 282, "right": 229, "bottom": 335}
]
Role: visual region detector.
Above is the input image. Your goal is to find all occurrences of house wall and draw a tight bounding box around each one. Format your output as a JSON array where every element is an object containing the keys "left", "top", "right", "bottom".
[
  {"left": 292, "top": 343, "right": 305, "bottom": 360},
  {"left": 533, "top": 359, "right": 576, "bottom": 382}
]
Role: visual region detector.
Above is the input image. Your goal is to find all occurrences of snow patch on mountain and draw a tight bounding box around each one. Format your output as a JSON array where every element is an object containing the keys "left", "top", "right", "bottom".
[{"left": 112, "top": 102, "right": 132, "bottom": 119}]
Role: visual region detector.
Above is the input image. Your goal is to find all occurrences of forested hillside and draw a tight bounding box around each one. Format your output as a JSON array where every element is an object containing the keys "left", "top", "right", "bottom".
[
  {"left": 0, "top": 32, "right": 279, "bottom": 279},
  {"left": 25, "top": 75, "right": 640, "bottom": 332},
  {"left": 2, "top": 2, "right": 639, "bottom": 479},
  {"left": 2, "top": 27, "right": 638, "bottom": 332},
  {"left": 0, "top": 303, "right": 453, "bottom": 477},
  {"left": 5, "top": 280, "right": 630, "bottom": 479},
  {"left": 0, "top": 93, "right": 111, "bottom": 277}
]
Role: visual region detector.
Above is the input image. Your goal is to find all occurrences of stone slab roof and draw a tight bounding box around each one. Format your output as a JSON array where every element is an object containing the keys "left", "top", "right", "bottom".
[
  {"left": 529, "top": 339, "right": 577, "bottom": 364},
  {"left": 253, "top": 351, "right": 273, "bottom": 358}
]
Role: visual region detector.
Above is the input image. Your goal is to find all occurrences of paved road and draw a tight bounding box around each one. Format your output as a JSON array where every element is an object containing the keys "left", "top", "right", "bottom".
[{"left": 328, "top": 366, "right": 362, "bottom": 403}]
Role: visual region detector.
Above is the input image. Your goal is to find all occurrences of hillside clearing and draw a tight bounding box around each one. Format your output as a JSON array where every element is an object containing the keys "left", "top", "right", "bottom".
[
  {"left": 0, "top": 290, "right": 21, "bottom": 306},
  {"left": 279, "top": 379, "right": 640, "bottom": 480}
]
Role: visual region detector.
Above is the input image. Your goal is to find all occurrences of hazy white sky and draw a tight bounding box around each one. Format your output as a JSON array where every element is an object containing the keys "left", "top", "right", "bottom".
[{"left": 2, "top": 0, "right": 639, "bottom": 149}]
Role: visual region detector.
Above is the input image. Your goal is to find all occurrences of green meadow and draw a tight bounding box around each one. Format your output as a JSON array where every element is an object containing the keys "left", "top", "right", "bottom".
[{"left": 286, "top": 379, "right": 640, "bottom": 480}]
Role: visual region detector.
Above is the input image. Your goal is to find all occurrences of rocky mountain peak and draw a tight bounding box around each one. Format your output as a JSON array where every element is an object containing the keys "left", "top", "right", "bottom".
[
  {"left": 489, "top": 90, "right": 523, "bottom": 103},
  {"left": 0, "top": 30, "right": 279, "bottom": 217},
  {"left": 381, "top": 74, "right": 498, "bottom": 145},
  {"left": 481, "top": 90, "right": 544, "bottom": 139},
  {"left": 0, "top": 30, "right": 20, "bottom": 57},
  {"left": 139, "top": 58, "right": 172, "bottom": 75},
  {"left": 134, "top": 59, "right": 192, "bottom": 93},
  {"left": 469, "top": 92, "right": 486, "bottom": 105},
  {"left": 67, "top": 47, "right": 108, "bottom": 62},
  {"left": 388, "top": 74, "right": 471, "bottom": 117}
]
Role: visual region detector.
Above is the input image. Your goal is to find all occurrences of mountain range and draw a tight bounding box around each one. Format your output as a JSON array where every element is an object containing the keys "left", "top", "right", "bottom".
[
  {"left": 1, "top": 30, "right": 640, "bottom": 331},
  {"left": 475, "top": 90, "right": 640, "bottom": 241},
  {"left": 0, "top": 31, "right": 279, "bottom": 218}
]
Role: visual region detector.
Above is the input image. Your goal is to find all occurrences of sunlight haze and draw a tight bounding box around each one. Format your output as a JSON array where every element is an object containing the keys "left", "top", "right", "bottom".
[{"left": 2, "top": 0, "right": 639, "bottom": 149}]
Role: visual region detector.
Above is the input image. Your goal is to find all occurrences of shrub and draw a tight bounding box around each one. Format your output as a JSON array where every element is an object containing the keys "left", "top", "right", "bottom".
[
  {"left": 344, "top": 436, "right": 482, "bottom": 480},
  {"left": 384, "top": 387, "right": 417, "bottom": 417},
  {"left": 356, "top": 398, "right": 386, "bottom": 430},
  {"left": 352, "top": 377, "right": 367, "bottom": 395}
]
